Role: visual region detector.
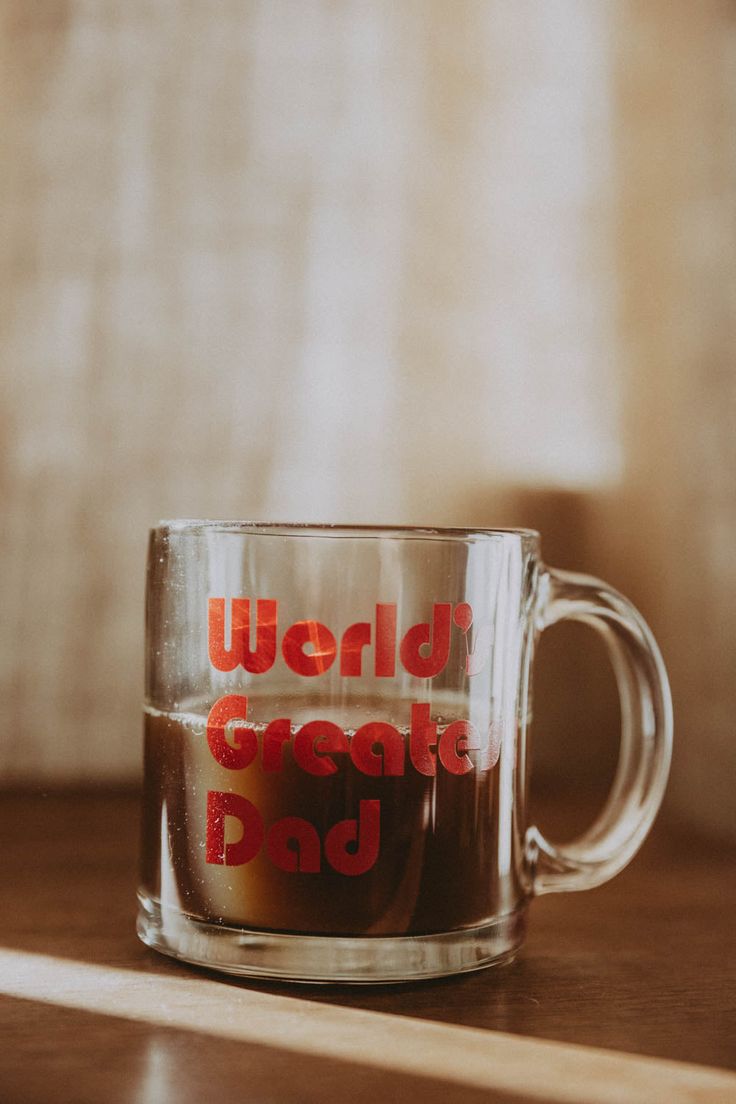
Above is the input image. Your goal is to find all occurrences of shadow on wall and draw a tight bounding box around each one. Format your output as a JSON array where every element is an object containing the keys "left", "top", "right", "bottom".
[
  {"left": 456, "top": 488, "right": 621, "bottom": 831},
  {"left": 456, "top": 477, "right": 734, "bottom": 845}
]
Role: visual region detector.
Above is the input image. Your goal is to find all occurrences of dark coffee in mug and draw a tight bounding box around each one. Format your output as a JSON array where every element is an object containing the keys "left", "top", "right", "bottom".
[{"left": 141, "top": 694, "right": 511, "bottom": 936}]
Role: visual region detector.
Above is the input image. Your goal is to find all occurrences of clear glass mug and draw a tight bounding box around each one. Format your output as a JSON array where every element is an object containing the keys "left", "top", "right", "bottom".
[{"left": 138, "top": 521, "right": 672, "bottom": 983}]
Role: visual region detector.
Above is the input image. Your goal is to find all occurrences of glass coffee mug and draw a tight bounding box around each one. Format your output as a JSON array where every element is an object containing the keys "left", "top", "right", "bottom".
[{"left": 138, "top": 521, "right": 672, "bottom": 982}]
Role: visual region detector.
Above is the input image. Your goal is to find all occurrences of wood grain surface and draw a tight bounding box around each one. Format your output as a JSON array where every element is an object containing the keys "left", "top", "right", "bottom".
[{"left": 0, "top": 792, "right": 734, "bottom": 1103}]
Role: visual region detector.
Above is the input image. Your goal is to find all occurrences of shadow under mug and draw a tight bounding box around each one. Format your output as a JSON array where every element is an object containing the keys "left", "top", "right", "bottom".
[{"left": 138, "top": 521, "right": 672, "bottom": 983}]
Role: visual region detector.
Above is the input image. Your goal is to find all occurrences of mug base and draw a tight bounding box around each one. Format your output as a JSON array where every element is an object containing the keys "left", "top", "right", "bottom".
[{"left": 136, "top": 891, "right": 527, "bottom": 983}]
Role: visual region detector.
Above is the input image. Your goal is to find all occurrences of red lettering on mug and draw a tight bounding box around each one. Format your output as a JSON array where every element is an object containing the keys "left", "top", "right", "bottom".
[
  {"left": 438, "top": 719, "right": 480, "bottom": 775},
  {"left": 208, "top": 598, "right": 277, "bottom": 674},
  {"left": 293, "top": 720, "right": 349, "bottom": 775},
  {"left": 400, "top": 603, "right": 452, "bottom": 679},
  {"left": 204, "top": 695, "right": 502, "bottom": 778},
  {"left": 207, "top": 598, "right": 480, "bottom": 680},
  {"left": 206, "top": 793, "right": 381, "bottom": 876},
  {"left": 374, "top": 603, "right": 397, "bottom": 677},
  {"left": 282, "top": 620, "right": 337, "bottom": 676},
  {"left": 206, "top": 695, "right": 257, "bottom": 770},
  {"left": 324, "top": 800, "right": 381, "bottom": 876},
  {"left": 266, "top": 817, "right": 321, "bottom": 873},
  {"left": 340, "top": 621, "right": 372, "bottom": 676},
  {"left": 261, "top": 717, "right": 293, "bottom": 772},
  {"left": 206, "top": 791, "right": 264, "bottom": 865},
  {"left": 350, "top": 722, "right": 406, "bottom": 776}
]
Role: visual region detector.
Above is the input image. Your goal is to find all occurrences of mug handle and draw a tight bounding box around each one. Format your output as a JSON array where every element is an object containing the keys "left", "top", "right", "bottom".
[{"left": 527, "top": 567, "right": 673, "bottom": 894}]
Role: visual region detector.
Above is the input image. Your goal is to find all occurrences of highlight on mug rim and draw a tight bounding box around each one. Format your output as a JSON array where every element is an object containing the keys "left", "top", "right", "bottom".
[{"left": 151, "top": 519, "right": 542, "bottom": 543}]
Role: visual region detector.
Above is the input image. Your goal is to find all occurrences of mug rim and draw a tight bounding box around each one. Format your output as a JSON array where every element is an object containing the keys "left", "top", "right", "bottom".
[{"left": 152, "top": 519, "right": 541, "bottom": 541}]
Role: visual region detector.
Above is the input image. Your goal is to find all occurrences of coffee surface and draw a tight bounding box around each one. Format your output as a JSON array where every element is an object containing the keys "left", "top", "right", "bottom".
[{"left": 141, "top": 696, "right": 512, "bottom": 936}]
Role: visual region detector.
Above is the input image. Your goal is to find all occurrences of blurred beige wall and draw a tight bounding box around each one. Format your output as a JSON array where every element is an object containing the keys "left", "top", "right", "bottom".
[{"left": 1, "top": 2, "right": 734, "bottom": 838}]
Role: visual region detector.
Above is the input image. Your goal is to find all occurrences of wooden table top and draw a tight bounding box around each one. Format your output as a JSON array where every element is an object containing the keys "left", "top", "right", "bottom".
[{"left": 1, "top": 791, "right": 734, "bottom": 1103}]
